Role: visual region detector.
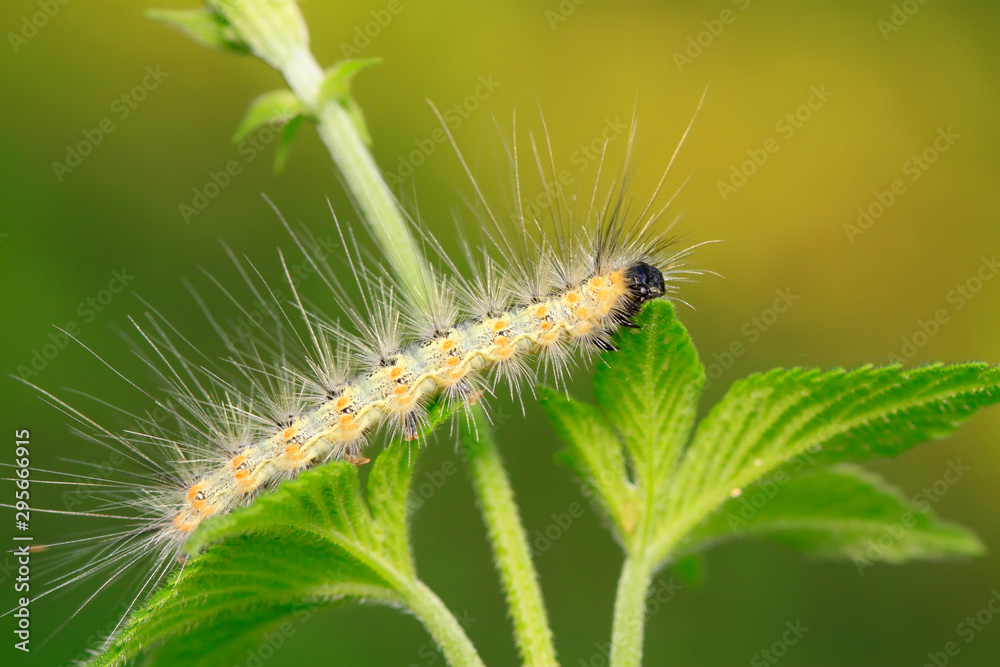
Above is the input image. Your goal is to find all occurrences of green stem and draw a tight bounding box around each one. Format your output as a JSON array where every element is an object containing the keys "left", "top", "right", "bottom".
[
  {"left": 397, "top": 577, "right": 487, "bottom": 667},
  {"left": 609, "top": 554, "right": 654, "bottom": 667},
  {"left": 462, "top": 405, "right": 559, "bottom": 667},
  {"left": 282, "top": 47, "right": 437, "bottom": 315},
  {"left": 202, "top": 5, "right": 553, "bottom": 665},
  {"left": 211, "top": 0, "right": 437, "bottom": 314}
]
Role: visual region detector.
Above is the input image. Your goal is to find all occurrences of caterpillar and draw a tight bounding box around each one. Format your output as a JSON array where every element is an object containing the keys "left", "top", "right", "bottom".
[
  {"left": 174, "top": 261, "right": 670, "bottom": 530},
  {"left": 13, "top": 113, "right": 704, "bottom": 654}
]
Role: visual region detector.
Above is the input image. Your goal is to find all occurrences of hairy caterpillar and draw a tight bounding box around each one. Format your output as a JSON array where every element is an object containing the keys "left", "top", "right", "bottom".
[{"left": 11, "top": 111, "right": 704, "bottom": 655}]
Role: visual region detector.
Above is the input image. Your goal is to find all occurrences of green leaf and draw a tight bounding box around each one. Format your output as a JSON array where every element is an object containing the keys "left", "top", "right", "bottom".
[
  {"left": 318, "top": 59, "right": 382, "bottom": 145},
  {"left": 91, "top": 536, "right": 365, "bottom": 667},
  {"left": 146, "top": 8, "right": 249, "bottom": 54},
  {"left": 319, "top": 59, "right": 383, "bottom": 105},
  {"left": 90, "top": 403, "right": 457, "bottom": 666},
  {"left": 541, "top": 388, "right": 638, "bottom": 540},
  {"left": 541, "top": 298, "right": 999, "bottom": 666},
  {"left": 668, "top": 553, "right": 705, "bottom": 589},
  {"left": 272, "top": 114, "right": 304, "bottom": 173},
  {"left": 593, "top": 299, "right": 704, "bottom": 492},
  {"left": 541, "top": 298, "right": 1000, "bottom": 575},
  {"left": 594, "top": 300, "right": 703, "bottom": 544},
  {"left": 540, "top": 300, "right": 702, "bottom": 551},
  {"left": 685, "top": 465, "right": 984, "bottom": 566},
  {"left": 233, "top": 89, "right": 304, "bottom": 143},
  {"left": 660, "top": 363, "right": 1000, "bottom": 561}
]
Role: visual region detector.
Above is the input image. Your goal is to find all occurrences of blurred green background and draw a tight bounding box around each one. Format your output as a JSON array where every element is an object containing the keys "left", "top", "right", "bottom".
[{"left": 3, "top": 0, "right": 1000, "bottom": 665}]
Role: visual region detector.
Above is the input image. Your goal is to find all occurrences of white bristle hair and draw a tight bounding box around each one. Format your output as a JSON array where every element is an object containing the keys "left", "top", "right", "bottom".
[{"left": 7, "top": 105, "right": 713, "bottom": 650}]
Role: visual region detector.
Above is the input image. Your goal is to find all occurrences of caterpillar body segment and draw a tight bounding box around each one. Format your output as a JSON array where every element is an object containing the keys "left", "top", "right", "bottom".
[
  {"left": 172, "top": 260, "right": 668, "bottom": 535},
  {"left": 15, "top": 105, "right": 712, "bottom": 653}
]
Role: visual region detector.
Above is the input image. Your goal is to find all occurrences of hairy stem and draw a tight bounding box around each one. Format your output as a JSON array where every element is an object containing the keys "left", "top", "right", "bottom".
[
  {"left": 462, "top": 405, "right": 559, "bottom": 667},
  {"left": 204, "top": 3, "right": 557, "bottom": 665},
  {"left": 210, "top": 0, "right": 436, "bottom": 315},
  {"left": 609, "top": 554, "right": 654, "bottom": 667},
  {"left": 397, "top": 577, "right": 487, "bottom": 667},
  {"left": 282, "top": 48, "right": 437, "bottom": 315}
]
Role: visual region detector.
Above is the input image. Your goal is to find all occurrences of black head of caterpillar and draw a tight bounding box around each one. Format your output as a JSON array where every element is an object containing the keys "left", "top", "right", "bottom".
[
  {"left": 600, "top": 261, "right": 668, "bottom": 342},
  {"left": 624, "top": 261, "right": 666, "bottom": 306}
]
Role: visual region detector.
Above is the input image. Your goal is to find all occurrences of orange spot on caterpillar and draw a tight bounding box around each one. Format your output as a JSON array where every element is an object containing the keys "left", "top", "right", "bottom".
[
  {"left": 335, "top": 397, "right": 349, "bottom": 410},
  {"left": 441, "top": 339, "right": 456, "bottom": 351},
  {"left": 495, "top": 336, "right": 509, "bottom": 347},
  {"left": 283, "top": 427, "right": 298, "bottom": 440},
  {"left": 576, "top": 307, "right": 589, "bottom": 319},
  {"left": 389, "top": 367, "right": 404, "bottom": 379},
  {"left": 231, "top": 455, "right": 251, "bottom": 481},
  {"left": 339, "top": 413, "right": 356, "bottom": 428},
  {"left": 541, "top": 321, "right": 553, "bottom": 331},
  {"left": 187, "top": 483, "right": 208, "bottom": 510},
  {"left": 235, "top": 473, "right": 259, "bottom": 493},
  {"left": 535, "top": 305, "right": 549, "bottom": 318},
  {"left": 394, "top": 384, "right": 409, "bottom": 396},
  {"left": 492, "top": 320, "right": 508, "bottom": 332},
  {"left": 446, "top": 356, "right": 460, "bottom": 367},
  {"left": 565, "top": 292, "right": 580, "bottom": 305},
  {"left": 173, "top": 513, "right": 195, "bottom": 533},
  {"left": 280, "top": 443, "right": 307, "bottom": 468}
]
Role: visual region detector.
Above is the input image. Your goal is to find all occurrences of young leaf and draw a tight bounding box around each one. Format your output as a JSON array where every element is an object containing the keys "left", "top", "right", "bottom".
[
  {"left": 318, "top": 59, "right": 383, "bottom": 145},
  {"left": 541, "top": 388, "right": 637, "bottom": 539},
  {"left": 146, "top": 8, "right": 249, "bottom": 55},
  {"left": 233, "top": 89, "right": 304, "bottom": 143},
  {"left": 319, "top": 59, "right": 383, "bottom": 105},
  {"left": 683, "top": 465, "right": 984, "bottom": 565},
  {"left": 90, "top": 403, "right": 472, "bottom": 666},
  {"left": 593, "top": 299, "right": 704, "bottom": 500},
  {"left": 541, "top": 300, "right": 702, "bottom": 551},
  {"left": 273, "top": 114, "right": 304, "bottom": 173}
]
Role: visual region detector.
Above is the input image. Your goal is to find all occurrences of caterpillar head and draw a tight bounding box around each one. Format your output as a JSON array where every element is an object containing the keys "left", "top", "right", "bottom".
[{"left": 624, "top": 261, "right": 666, "bottom": 305}]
